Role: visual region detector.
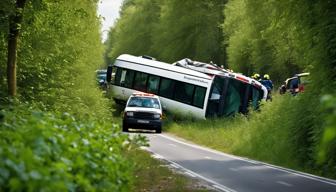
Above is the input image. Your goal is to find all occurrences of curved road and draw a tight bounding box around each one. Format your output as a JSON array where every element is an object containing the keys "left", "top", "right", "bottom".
[{"left": 138, "top": 133, "right": 336, "bottom": 192}]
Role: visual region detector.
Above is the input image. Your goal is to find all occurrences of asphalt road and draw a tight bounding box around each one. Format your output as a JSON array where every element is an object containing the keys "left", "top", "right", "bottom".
[{"left": 138, "top": 133, "right": 336, "bottom": 192}]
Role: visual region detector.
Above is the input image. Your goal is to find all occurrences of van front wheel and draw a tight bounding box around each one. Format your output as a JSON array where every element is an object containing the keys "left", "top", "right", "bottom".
[
  {"left": 122, "top": 125, "right": 128, "bottom": 132},
  {"left": 156, "top": 126, "right": 162, "bottom": 133}
]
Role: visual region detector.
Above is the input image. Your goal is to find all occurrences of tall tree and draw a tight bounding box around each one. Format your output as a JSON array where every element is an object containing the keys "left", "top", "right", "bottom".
[
  {"left": 7, "top": 0, "right": 26, "bottom": 97},
  {"left": 151, "top": 0, "right": 226, "bottom": 64},
  {"left": 106, "top": 0, "right": 160, "bottom": 62}
]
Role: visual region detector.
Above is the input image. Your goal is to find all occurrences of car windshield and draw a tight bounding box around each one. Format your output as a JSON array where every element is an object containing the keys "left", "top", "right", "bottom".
[
  {"left": 127, "top": 97, "right": 160, "bottom": 109},
  {"left": 299, "top": 76, "right": 310, "bottom": 84},
  {"left": 96, "top": 70, "right": 106, "bottom": 80}
]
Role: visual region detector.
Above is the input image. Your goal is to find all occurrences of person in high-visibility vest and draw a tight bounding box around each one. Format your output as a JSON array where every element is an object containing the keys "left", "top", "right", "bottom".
[{"left": 260, "top": 74, "right": 273, "bottom": 101}]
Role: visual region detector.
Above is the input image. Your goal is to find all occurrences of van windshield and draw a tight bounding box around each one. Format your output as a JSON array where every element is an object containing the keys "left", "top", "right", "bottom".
[{"left": 127, "top": 97, "right": 160, "bottom": 109}]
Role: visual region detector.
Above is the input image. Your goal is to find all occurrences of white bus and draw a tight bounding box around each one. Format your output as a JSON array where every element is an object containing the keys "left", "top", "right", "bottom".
[{"left": 107, "top": 54, "right": 267, "bottom": 119}]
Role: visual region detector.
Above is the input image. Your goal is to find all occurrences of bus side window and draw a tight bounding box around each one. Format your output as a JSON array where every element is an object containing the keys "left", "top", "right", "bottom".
[
  {"left": 114, "top": 67, "right": 122, "bottom": 86},
  {"left": 120, "top": 69, "right": 127, "bottom": 86},
  {"left": 134, "top": 72, "right": 148, "bottom": 92},
  {"left": 193, "top": 86, "right": 206, "bottom": 108},
  {"left": 124, "top": 70, "right": 135, "bottom": 88},
  {"left": 159, "top": 78, "right": 175, "bottom": 99},
  {"left": 174, "top": 82, "right": 194, "bottom": 104},
  {"left": 147, "top": 75, "right": 160, "bottom": 94}
]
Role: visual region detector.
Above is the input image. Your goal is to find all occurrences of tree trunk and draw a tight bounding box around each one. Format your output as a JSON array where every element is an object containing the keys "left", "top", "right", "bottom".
[{"left": 7, "top": 0, "right": 26, "bottom": 97}]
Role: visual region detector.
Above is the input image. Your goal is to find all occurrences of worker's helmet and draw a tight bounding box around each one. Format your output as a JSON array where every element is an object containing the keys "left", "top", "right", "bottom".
[
  {"left": 253, "top": 73, "right": 260, "bottom": 79},
  {"left": 264, "top": 74, "right": 270, "bottom": 80}
]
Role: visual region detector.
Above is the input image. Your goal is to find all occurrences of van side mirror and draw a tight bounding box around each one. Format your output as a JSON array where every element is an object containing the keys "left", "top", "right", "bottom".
[{"left": 106, "top": 65, "right": 112, "bottom": 83}]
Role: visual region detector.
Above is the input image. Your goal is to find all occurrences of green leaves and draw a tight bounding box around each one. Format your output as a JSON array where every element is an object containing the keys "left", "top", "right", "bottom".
[
  {"left": 0, "top": 107, "right": 132, "bottom": 191},
  {"left": 106, "top": 0, "right": 226, "bottom": 65}
]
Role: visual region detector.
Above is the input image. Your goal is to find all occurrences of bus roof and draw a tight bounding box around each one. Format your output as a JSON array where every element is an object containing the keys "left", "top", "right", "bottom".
[{"left": 116, "top": 54, "right": 213, "bottom": 80}]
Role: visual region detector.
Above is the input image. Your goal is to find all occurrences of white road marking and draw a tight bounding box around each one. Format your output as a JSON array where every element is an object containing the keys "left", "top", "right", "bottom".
[
  {"left": 170, "top": 163, "right": 179, "bottom": 169},
  {"left": 204, "top": 156, "right": 212, "bottom": 159},
  {"left": 276, "top": 181, "right": 293, "bottom": 187},
  {"left": 157, "top": 134, "right": 336, "bottom": 186},
  {"left": 151, "top": 154, "right": 163, "bottom": 159},
  {"left": 139, "top": 146, "right": 147, "bottom": 150},
  {"left": 185, "top": 171, "right": 196, "bottom": 178},
  {"left": 144, "top": 147, "right": 236, "bottom": 192},
  {"left": 169, "top": 143, "right": 177, "bottom": 147},
  {"left": 213, "top": 184, "right": 235, "bottom": 192}
]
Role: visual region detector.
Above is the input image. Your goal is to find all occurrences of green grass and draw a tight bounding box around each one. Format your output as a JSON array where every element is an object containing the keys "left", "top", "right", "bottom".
[
  {"left": 126, "top": 149, "right": 212, "bottom": 192},
  {"left": 165, "top": 95, "right": 312, "bottom": 175}
]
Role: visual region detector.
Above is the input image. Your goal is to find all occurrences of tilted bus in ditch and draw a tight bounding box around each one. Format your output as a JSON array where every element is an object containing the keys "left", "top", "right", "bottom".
[{"left": 106, "top": 54, "right": 267, "bottom": 119}]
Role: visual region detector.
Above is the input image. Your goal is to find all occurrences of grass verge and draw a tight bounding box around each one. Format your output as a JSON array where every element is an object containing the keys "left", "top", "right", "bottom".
[
  {"left": 126, "top": 148, "right": 214, "bottom": 192},
  {"left": 165, "top": 94, "right": 332, "bottom": 178}
]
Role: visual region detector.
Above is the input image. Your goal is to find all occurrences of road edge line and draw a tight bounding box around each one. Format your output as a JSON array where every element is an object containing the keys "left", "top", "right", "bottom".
[
  {"left": 141, "top": 146, "right": 237, "bottom": 192},
  {"left": 158, "top": 134, "right": 336, "bottom": 186}
]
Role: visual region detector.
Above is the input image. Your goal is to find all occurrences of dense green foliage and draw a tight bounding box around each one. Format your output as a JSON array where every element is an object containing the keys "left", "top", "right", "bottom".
[
  {"left": 105, "top": 0, "right": 226, "bottom": 65},
  {"left": 107, "top": 0, "right": 336, "bottom": 178},
  {"left": 224, "top": 0, "right": 336, "bottom": 81},
  {"left": 0, "top": 105, "right": 131, "bottom": 191},
  {"left": 1, "top": 0, "right": 107, "bottom": 117},
  {"left": 1, "top": 0, "right": 137, "bottom": 191}
]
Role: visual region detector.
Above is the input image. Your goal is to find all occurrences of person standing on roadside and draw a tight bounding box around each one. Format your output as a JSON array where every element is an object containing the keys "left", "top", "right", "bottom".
[
  {"left": 260, "top": 74, "right": 273, "bottom": 101},
  {"left": 290, "top": 74, "right": 300, "bottom": 95}
]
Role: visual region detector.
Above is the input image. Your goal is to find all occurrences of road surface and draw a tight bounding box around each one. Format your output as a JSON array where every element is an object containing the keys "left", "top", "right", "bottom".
[{"left": 137, "top": 133, "right": 336, "bottom": 192}]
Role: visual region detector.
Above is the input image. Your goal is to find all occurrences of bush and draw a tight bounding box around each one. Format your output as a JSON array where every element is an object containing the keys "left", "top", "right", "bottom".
[{"left": 0, "top": 106, "right": 132, "bottom": 191}]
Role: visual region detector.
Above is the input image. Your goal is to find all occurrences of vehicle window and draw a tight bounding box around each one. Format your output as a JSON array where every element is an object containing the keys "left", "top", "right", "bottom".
[
  {"left": 133, "top": 72, "right": 148, "bottom": 92},
  {"left": 209, "top": 77, "right": 224, "bottom": 100},
  {"left": 127, "top": 97, "right": 160, "bottom": 109},
  {"left": 223, "top": 80, "right": 244, "bottom": 116},
  {"left": 206, "top": 76, "right": 225, "bottom": 117},
  {"left": 147, "top": 75, "right": 160, "bottom": 94},
  {"left": 286, "top": 79, "right": 292, "bottom": 89},
  {"left": 251, "top": 87, "right": 261, "bottom": 109},
  {"left": 114, "top": 67, "right": 122, "bottom": 85},
  {"left": 159, "top": 78, "right": 175, "bottom": 99},
  {"left": 193, "top": 86, "right": 206, "bottom": 108},
  {"left": 174, "top": 82, "right": 194, "bottom": 104},
  {"left": 124, "top": 70, "right": 135, "bottom": 88},
  {"left": 299, "top": 76, "right": 309, "bottom": 84},
  {"left": 111, "top": 67, "right": 117, "bottom": 84}
]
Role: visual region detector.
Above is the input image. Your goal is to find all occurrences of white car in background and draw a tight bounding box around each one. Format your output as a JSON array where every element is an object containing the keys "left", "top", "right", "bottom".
[{"left": 123, "top": 92, "right": 163, "bottom": 133}]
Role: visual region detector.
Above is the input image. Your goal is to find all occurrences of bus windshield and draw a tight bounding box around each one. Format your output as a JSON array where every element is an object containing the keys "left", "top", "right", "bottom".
[{"left": 206, "top": 76, "right": 259, "bottom": 117}]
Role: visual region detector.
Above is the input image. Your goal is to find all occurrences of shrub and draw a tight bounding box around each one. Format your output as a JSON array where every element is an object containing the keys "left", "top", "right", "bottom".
[{"left": 0, "top": 106, "right": 132, "bottom": 191}]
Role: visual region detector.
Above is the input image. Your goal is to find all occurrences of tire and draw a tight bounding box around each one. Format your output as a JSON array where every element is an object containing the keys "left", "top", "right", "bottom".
[
  {"left": 156, "top": 126, "right": 162, "bottom": 133},
  {"left": 122, "top": 124, "right": 128, "bottom": 132}
]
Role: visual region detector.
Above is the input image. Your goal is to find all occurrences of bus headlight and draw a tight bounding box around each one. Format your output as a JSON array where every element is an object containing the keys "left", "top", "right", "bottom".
[
  {"left": 126, "top": 112, "right": 134, "bottom": 117},
  {"left": 153, "top": 114, "right": 161, "bottom": 119}
]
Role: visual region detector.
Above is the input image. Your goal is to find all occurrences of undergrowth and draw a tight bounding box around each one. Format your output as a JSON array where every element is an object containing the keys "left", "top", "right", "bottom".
[
  {"left": 0, "top": 103, "right": 133, "bottom": 191},
  {"left": 166, "top": 94, "right": 336, "bottom": 179}
]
